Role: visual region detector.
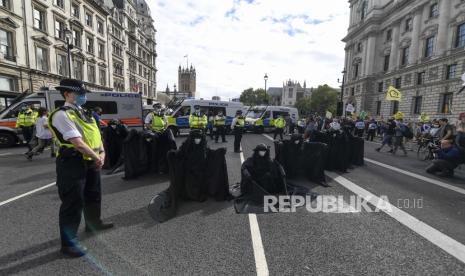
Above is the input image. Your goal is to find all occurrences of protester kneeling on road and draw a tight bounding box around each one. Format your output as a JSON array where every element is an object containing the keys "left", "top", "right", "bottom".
[{"left": 426, "top": 140, "right": 462, "bottom": 177}]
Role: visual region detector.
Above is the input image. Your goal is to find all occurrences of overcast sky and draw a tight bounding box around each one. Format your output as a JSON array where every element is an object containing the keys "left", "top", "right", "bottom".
[{"left": 147, "top": 0, "right": 350, "bottom": 100}]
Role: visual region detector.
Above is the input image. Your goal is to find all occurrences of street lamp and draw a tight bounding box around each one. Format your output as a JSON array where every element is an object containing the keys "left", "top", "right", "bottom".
[
  {"left": 64, "top": 27, "right": 73, "bottom": 78},
  {"left": 337, "top": 69, "right": 347, "bottom": 116},
  {"left": 264, "top": 73, "right": 268, "bottom": 105}
]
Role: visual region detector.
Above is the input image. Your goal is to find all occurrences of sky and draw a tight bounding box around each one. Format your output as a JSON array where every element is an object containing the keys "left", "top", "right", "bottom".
[{"left": 147, "top": 0, "right": 350, "bottom": 100}]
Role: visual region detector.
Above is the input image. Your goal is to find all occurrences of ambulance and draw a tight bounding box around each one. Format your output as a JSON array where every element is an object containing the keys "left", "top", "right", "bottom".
[
  {"left": 244, "top": 105, "right": 299, "bottom": 133},
  {"left": 165, "top": 98, "right": 246, "bottom": 136},
  {"left": 0, "top": 90, "right": 143, "bottom": 147}
]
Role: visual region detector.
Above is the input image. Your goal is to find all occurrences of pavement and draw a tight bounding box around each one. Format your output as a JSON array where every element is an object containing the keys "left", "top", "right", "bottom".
[{"left": 1, "top": 134, "right": 465, "bottom": 275}]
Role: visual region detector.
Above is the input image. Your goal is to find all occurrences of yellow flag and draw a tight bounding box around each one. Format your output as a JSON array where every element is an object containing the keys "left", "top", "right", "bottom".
[
  {"left": 386, "top": 86, "right": 402, "bottom": 102},
  {"left": 419, "top": 112, "right": 430, "bottom": 122},
  {"left": 325, "top": 111, "right": 332, "bottom": 119}
]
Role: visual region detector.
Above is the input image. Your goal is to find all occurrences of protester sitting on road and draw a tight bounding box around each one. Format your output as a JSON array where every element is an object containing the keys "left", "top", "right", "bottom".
[
  {"left": 438, "top": 118, "right": 453, "bottom": 143},
  {"left": 26, "top": 107, "right": 54, "bottom": 160},
  {"left": 376, "top": 117, "right": 395, "bottom": 153},
  {"left": 426, "top": 140, "right": 462, "bottom": 177}
]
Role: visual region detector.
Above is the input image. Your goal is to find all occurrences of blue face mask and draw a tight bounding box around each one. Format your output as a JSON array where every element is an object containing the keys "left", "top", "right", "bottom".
[{"left": 75, "top": 94, "right": 87, "bottom": 106}]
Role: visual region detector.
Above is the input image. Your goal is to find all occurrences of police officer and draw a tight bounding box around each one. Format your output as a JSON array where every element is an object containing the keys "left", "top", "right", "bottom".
[
  {"left": 49, "top": 79, "right": 113, "bottom": 258},
  {"left": 189, "top": 105, "right": 208, "bottom": 132},
  {"left": 273, "top": 114, "right": 286, "bottom": 140},
  {"left": 214, "top": 110, "right": 227, "bottom": 143},
  {"left": 231, "top": 110, "right": 245, "bottom": 153},
  {"left": 145, "top": 106, "right": 167, "bottom": 133},
  {"left": 16, "top": 104, "right": 37, "bottom": 152}
]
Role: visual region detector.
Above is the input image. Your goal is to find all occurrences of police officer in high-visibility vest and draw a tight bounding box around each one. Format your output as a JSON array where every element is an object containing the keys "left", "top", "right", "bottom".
[
  {"left": 231, "top": 110, "right": 245, "bottom": 153},
  {"left": 145, "top": 104, "right": 167, "bottom": 133},
  {"left": 16, "top": 105, "right": 38, "bottom": 152},
  {"left": 49, "top": 79, "right": 113, "bottom": 258},
  {"left": 214, "top": 110, "right": 227, "bottom": 143},
  {"left": 273, "top": 114, "right": 286, "bottom": 140},
  {"left": 189, "top": 105, "right": 208, "bottom": 132}
]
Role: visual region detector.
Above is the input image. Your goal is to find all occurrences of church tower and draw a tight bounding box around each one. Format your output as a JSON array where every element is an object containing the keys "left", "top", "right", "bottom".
[{"left": 178, "top": 65, "right": 196, "bottom": 97}]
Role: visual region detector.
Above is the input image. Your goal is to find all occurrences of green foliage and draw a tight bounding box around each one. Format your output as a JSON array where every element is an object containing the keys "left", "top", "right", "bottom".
[
  {"left": 310, "top": 84, "right": 339, "bottom": 115},
  {"left": 294, "top": 96, "right": 312, "bottom": 116},
  {"left": 239, "top": 88, "right": 271, "bottom": 106}
]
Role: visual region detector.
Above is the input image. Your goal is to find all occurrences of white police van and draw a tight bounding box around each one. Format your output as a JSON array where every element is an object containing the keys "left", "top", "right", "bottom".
[{"left": 245, "top": 105, "right": 299, "bottom": 133}]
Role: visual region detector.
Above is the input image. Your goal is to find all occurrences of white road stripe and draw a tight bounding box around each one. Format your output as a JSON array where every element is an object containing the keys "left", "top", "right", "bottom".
[
  {"left": 240, "top": 145, "right": 269, "bottom": 276},
  {"left": 326, "top": 171, "right": 465, "bottom": 264},
  {"left": 0, "top": 152, "right": 12, "bottom": 156},
  {"left": 365, "top": 158, "right": 465, "bottom": 196},
  {"left": 0, "top": 182, "right": 56, "bottom": 207}
]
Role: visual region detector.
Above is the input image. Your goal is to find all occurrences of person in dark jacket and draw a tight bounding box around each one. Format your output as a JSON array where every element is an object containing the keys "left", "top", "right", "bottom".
[
  {"left": 426, "top": 140, "right": 462, "bottom": 177},
  {"left": 376, "top": 118, "right": 395, "bottom": 153}
]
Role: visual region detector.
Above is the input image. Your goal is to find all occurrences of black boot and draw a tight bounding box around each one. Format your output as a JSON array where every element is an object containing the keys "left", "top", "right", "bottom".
[
  {"left": 84, "top": 203, "right": 114, "bottom": 233},
  {"left": 61, "top": 243, "right": 88, "bottom": 258}
]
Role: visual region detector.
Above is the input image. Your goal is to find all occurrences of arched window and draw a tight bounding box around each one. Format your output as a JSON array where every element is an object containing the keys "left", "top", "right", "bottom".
[{"left": 361, "top": 1, "right": 368, "bottom": 20}]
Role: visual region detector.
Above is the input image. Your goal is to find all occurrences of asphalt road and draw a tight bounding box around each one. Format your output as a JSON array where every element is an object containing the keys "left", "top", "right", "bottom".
[{"left": 1, "top": 133, "right": 465, "bottom": 275}]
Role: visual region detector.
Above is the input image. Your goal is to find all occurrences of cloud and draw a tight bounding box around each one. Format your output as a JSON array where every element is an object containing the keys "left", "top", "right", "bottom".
[{"left": 147, "top": 0, "right": 349, "bottom": 100}]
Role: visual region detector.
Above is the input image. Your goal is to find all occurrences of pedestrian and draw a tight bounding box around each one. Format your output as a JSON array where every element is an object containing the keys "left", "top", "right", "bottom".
[
  {"left": 189, "top": 105, "right": 208, "bottom": 133},
  {"left": 214, "top": 110, "right": 227, "bottom": 143},
  {"left": 49, "top": 79, "right": 113, "bottom": 258},
  {"left": 304, "top": 117, "right": 316, "bottom": 140},
  {"left": 426, "top": 139, "right": 462, "bottom": 177},
  {"left": 16, "top": 104, "right": 37, "bottom": 153},
  {"left": 231, "top": 110, "right": 245, "bottom": 153},
  {"left": 207, "top": 111, "right": 215, "bottom": 140},
  {"left": 376, "top": 118, "right": 395, "bottom": 153},
  {"left": 297, "top": 118, "right": 306, "bottom": 134},
  {"left": 455, "top": 113, "right": 465, "bottom": 150},
  {"left": 366, "top": 119, "right": 377, "bottom": 141},
  {"left": 393, "top": 118, "right": 408, "bottom": 156},
  {"left": 438, "top": 118, "right": 453, "bottom": 143},
  {"left": 92, "top": 106, "right": 106, "bottom": 129},
  {"left": 145, "top": 107, "right": 167, "bottom": 133},
  {"left": 273, "top": 114, "right": 286, "bottom": 140},
  {"left": 354, "top": 117, "right": 365, "bottom": 137},
  {"left": 26, "top": 107, "right": 54, "bottom": 160}
]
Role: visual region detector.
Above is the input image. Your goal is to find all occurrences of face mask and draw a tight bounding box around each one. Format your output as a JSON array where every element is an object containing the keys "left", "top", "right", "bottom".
[
  {"left": 294, "top": 140, "right": 300, "bottom": 145},
  {"left": 194, "top": 138, "right": 201, "bottom": 144},
  {"left": 75, "top": 94, "right": 87, "bottom": 106},
  {"left": 258, "top": 151, "right": 266, "bottom": 157}
]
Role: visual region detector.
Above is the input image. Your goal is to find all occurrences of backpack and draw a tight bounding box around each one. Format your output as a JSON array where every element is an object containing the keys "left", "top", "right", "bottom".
[{"left": 401, "top": 125, "right": 413, "bottom": 139}]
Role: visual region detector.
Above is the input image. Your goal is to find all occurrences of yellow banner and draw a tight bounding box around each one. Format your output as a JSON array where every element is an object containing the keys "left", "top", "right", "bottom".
[{"left": 386, "top": 86, "right": 402, "bottom": 102}]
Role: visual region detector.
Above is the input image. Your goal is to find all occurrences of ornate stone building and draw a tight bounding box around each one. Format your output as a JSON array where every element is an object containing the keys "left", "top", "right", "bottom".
[
  {"left": 281, "top": 79, "right": 312, "bottom": 107},
  {"left": 342, "top": 0, "right": 465, "bottom": 121},
  {"left": 178, "top": 65, "right": 196, "bottom": 98}
]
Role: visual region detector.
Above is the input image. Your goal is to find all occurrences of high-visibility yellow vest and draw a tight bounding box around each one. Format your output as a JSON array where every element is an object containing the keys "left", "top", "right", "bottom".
[
  {"left": 48, "top": 107, "right": 102, "bottom": 160},
  {"left": 234, "top": 116, "right": 245, "bottom": 127},
  {"left": 214, "top": 115, "right": 226, "bottom": 126},
  {"left": 275, "top": 117, "right": 286, "bottom": 129},
  {"left": 16, "top": 109, "right": 37, "bottom": 127},
  {"left": 189, "top": 113, "right": 208, "bottom": 129},
  {"left": 150, "top": 113, "right": 166, "bottom": 132}
]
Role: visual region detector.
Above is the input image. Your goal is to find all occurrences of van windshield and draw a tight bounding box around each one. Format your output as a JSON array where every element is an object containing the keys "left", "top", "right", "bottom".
[{"left": 246, "top": 108, "right": 265, "bottom": 119}]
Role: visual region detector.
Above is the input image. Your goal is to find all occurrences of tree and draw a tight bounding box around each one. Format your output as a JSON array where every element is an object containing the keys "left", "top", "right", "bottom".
[
  {"left": 294, "top": 96, "right": 312, "bottom": 116},
  {"left": 239, "top": 88, "right": 271, "bottom": 106},
  {"left": 310, "top": 85, "right": 339, "bottom": 115}
]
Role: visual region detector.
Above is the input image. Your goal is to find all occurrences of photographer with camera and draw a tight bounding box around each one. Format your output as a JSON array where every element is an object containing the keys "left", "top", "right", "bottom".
[{"left": 426, "top": 140, "right": 462, "bottom": 177}]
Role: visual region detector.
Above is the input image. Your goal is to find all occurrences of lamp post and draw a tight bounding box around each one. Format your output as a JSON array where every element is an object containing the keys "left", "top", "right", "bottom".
[
  {"left": 64, "top": 27, "right": 73, "bottom": 78},
  {"left": 337, "top": 69, "right": 347, "bottom": 116},
  {"left": 264, "top": 73, "right": 268, "bottom": 105}
]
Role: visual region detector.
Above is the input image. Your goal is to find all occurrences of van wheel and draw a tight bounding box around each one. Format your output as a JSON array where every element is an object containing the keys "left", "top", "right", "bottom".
[
  {"left": 0, "top": 132, "right": 16, "bottom": 148},
  {"left": 169, "top": 126, "right": 179, "bottom": 137}
]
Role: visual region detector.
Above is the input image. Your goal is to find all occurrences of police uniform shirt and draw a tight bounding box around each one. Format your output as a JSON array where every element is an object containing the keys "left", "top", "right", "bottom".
[
  {"left": 52, "top": 102, "right": 83, "bottom": 141},
  {"left": 145, "top": 112, "right": 167, "bottom": 125},
  {"left": 231, "top": 116, "right": 242, "bottom": 130}
]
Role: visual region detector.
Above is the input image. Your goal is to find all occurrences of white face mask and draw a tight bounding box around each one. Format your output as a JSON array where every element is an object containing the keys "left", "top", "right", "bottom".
[
  {"left": 258, "top": 151, "right": 266, "bottom": 157},
  {"left": 294, "top": 140, "right": 300, "bottom": 145},
  {"left": 194, "top": 138, "right": 201, "bottom": 144}
]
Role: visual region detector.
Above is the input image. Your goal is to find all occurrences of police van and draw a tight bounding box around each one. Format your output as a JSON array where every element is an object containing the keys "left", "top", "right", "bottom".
[
  {"left": 165, "top": 98, "right": 246, "bottom": 136},
  {"left": 0, "top": 90, "right": 143, "bottom": 147},
  {"left": 245, "top": 105, "right": 299, "bottom": 133}
]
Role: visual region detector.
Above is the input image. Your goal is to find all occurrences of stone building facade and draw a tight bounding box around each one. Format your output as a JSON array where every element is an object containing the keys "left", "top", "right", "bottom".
[
  {"left": 281, "top": 80, "right": 312, "bottom": 107},
  {"left": 0, "top": 0, "right": 157, "bottom": 109},
  {"left": 343, "top": 0, "right": 465, "bottom": 121},
  {"left": 178, "top": 65, "right": 196, "bottom": 98}
]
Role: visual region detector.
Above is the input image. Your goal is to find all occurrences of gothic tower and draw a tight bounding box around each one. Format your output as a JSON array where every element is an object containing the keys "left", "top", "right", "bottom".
[{"left": 178, "top": 65, "right": 196, "bottom": 97}]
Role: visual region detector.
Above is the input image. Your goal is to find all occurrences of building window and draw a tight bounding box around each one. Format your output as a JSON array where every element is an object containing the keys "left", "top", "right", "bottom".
[
  {"left": 86, "top": 36, "right": 94, "bottom": 54},
  {"left": 353, "top": 63, "right": 359, "bottom": 79},
  {"left": 351, "top": 87, "right": 355, "bottom": 96},
  {"left": 288, "top": 89, "right": 293, "bottom": 98},
  {"left": 85, "top": 12, "right": 93, "bottom": 27},
  {"left": 99, "top": 68, "right": 106, "bottom": 86},
  {"left": 138, "top": 64, "right": 142, "bottom": 76},
  {"left": 113, "top": 62, "right": 123, "bottom": 76},
  {"left": 386, "top": 29, "right": 392, "bottom": 42},
  {"left": 456, "top": 23, "right": 465, "bottom": 48},
  {"left": 72, "top": 29, "right": 81, "bottom": 48},
  {"left": 33, "top": 7, "right": 46, "bottom": 31},
  {"left": 0, "top": 29, "right": 14, "bottom": 60},
  {"left": 35, "top": 46, "right": 48, "bottom": 72},
  {"left": 395, "top": 77, "right": 402, "bottom": 89},
  {"left": 376, "top": 101, "right": 381, "bottom": 116},
  {"left": 72, "top": 3, "right": 80, "bottom": 19},
  {"left": 384, "top": 54, "right": 390, "bottom": 71},
  {"left": 430, "top": 3, "right": 439, "bottom": 18},
  {"left": 87, "top": 64, "right": 95, "bottom": 83},
  {"left": 54, "top": 19, "right": 65, "bottom": 40},
  {"left": 413, "top": 96, "right": 422, "bottom": 115},
  {"left": 392, "top": 101, "right": 399, "bottom": 115},
  {"left": 446, "top": 64, "right": 457, "bottom": 80},
  {"left": 440, "top": 93, "right": 453, "bottom": 114},
  {"left": 73, "top": 59, "right": 83, "bottom": 80},
  {"left": 401, "top": 46, "right": 409, "bottom": 66},
  {"left": 425, "top": 36, "right": 434, "bottom": 57},
  {"left": 357, "top": 42, "right": 363, "bottom": 53},
  {"left": 97, "top": 20, "right": 104, "bottom": 35},
  {"left": 56, "top": 53, "right": 68, "bottom": 76},
  {"left": 378, "top": 82, "right": 384, "bottom": 93},
  {"left": 361, "top": 1, "right": 368, "bottom": 20},
  {"left": 417, "top": 72, "right": 425, "bottom": 85},
  {"left": 54, "top": 0, "right": 64, "bottom": 9},
  {"left": 0, "top": 75, "right": 15, "bottom": 91},
  {"left": 98, "top": 42, "right": 105, "bottom": 60},
  {"left": 405, "top": 18, "right": 413, "bottom": 32},
  {"left": 1, "top": 0, "right": 10, "bottom": 10}
]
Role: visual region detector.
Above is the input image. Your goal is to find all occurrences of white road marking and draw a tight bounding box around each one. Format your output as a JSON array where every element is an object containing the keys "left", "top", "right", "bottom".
[
  {"left": 240, "top": 145, "right": 269, "bottom": 276},
  {"left": 365, "top": 158, "right": 465, "bottom": 196},
  {"left": 0, "top": 152, "right": 12, "bottom": 156},
  {"left": 326, "top": 171, "right": 465, "bottom": 264}
]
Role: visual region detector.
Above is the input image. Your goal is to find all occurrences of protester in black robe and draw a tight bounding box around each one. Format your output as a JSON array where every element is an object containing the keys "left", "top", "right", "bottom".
[
  {"left": 123, "top": 129, "right": 150, "bottom": 179},
  {"left": 103, "top": 120, "right": 128, "bottom": 169}
]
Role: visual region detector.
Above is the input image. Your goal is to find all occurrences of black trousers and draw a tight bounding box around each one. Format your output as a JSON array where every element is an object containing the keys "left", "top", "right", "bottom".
[
  {"left": 21, "top": 126, "right": 33, "bottom": 151},
  {"left": 56, "top": 155, "right": 102, "bottom": 246},
  {"left": 273, "top": 128, "right": 284, "bottom": 140},
  {"left": 366, "top": 129, "right": 376, "bottom": 141},
  {"left": 234, "top": 127, "right": 243, "bottom": 152},
  {"left": 426, "top": 159, "right": 456, "bottom": 176},
  {"left": 355, "top": 129, "right": 364, "bottom": 138},
  {"left": 215, "top": 125, "right": 226, "bottom": 142}
]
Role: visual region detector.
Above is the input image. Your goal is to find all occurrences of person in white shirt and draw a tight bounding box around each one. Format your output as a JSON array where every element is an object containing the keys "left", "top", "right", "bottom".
[{"left": 26, "top": 107, "right": 54, "bottom": 160}]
